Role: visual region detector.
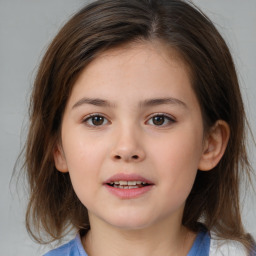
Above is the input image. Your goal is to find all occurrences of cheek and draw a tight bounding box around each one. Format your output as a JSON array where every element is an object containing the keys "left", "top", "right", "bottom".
[
  {"left": 149, "top": 129, "right": 203, "bottom": 190},
  {"left": 63, "top": 130, "right": 107, "bottom": 170},
  {"left": 152, "top": 131, "right": 202, "bottom": 166},
  {"left": 62, "top": 132, "right": 108, "bottom": 200}
]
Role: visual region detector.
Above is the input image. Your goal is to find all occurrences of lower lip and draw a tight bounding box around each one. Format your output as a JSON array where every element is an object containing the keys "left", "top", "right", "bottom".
[{"left": 104, "top": 184, "right": 153, "bottom": 199}]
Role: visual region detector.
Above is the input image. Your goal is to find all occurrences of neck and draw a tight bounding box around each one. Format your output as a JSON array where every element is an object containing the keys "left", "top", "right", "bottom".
[{"left": 82, "top": 215, "right": 196, "bottom": 256}]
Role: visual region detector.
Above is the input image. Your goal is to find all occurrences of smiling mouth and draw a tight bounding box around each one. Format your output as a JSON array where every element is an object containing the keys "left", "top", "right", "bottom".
[{"left": 107, "top": 181, "right": 151, "bottom": 189}]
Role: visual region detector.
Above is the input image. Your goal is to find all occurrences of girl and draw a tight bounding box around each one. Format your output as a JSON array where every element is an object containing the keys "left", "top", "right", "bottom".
[{"left": 23, "top": 0, "right": 256, "bottom": 255}]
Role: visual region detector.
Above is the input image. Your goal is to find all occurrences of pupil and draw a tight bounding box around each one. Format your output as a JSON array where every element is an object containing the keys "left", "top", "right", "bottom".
[
  {"left": 153, "top": 116, "right": 164, "bottom": 125},
  {"left": 92, "top": 116, "right": 104, "bottom": 125}
]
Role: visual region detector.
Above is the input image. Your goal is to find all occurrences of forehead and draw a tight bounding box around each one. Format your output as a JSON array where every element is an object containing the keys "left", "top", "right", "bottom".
[
  {"left": 66, "top": 40, "right": 196, "bottom": 109},
  {"left": 75, "top": 41, "right": 190, "bottom": 88},
  {"left": 93, "top": 40, "right": 189, "bottom": 75}
]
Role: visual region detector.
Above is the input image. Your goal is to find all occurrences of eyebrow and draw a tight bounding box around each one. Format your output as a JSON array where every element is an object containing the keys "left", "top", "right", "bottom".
[
  {"left": 139, "top": 97, "right": 187, "bottom": 109},
  {"left": 72, "top": 97, "right": 187, "bottom": 109},
  {"left": 72, "top": 98, "right": 116, "bottom": 109}
]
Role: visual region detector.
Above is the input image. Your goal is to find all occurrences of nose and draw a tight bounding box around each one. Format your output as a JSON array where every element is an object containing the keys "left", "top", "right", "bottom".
[{"left": 111, "top": 126, "right": 146, "bottom": 163}]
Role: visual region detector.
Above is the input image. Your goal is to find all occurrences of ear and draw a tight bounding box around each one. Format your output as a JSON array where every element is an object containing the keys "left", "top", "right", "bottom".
[
  {"left": 198, "top": 120, "right": 230, "bottom": 171},
  {"left": 53, "top": 144, "right": 68, "bottom": 173}
]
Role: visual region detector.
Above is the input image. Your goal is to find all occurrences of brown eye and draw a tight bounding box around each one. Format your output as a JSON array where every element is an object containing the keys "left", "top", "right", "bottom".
[
  {"left": 147, "top": 114, "right": 175, "bottom": 127},
  {"left": 152, "top": 116, "right": 165, "bottom": 125},
  {"left": 84, "top": 115, "right": 108, "bottom": 126},
  {"left": 91, "top": 116, "right": 104, "bottom": 125}
]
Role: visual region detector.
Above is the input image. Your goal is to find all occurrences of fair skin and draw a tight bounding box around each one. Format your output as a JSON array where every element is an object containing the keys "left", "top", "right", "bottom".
[{"left": 54, "top": 41, "right": 229, "bottom": 256}]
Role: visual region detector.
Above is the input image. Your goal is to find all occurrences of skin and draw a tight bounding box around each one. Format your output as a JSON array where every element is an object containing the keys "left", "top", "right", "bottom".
[{"left": 54, "top": 41, "right": 229, "bottom": 256}]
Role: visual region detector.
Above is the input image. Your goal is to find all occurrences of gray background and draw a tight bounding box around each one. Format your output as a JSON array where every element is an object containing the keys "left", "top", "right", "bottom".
[{"left": 0, "top": 0, "right": 255, "bottom": 255}]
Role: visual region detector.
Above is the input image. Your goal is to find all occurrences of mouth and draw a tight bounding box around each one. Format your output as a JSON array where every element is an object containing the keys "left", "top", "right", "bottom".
[
  {"left": 107, "top": 180, "right": 151, "bottom": 189},
  {"left": 104, "top": 173, "right": 154, "bottom": 199}
]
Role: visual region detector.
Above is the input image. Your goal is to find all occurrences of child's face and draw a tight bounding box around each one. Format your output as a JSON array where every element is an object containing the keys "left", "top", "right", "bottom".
[{"left": 55, "top": 42, "right": 207, "bottom": 231}]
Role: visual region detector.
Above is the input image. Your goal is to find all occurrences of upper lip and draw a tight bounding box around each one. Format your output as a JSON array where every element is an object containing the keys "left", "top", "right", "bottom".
[{"left": 104, "top": 173, "right": 154, "bottom": 185}]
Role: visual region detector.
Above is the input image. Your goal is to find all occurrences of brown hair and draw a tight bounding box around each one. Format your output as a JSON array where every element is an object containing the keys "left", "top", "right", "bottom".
[{"left": 23, "top": 0, "right": 255, "bottom": 250}]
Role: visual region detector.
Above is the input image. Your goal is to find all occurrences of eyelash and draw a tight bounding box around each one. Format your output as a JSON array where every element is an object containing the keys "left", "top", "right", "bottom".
[
  {"left": 82, "top": 113, "right": 176, "bottom": 127},
  {"left": 82, "top": 113, "right": 109, "bottom": 127},
  {"left": 146, "top": 113, "right": 176, "bottom": 127}
]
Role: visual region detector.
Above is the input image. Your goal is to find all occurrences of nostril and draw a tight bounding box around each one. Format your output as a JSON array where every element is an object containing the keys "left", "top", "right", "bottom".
[{"left": 113, "top": 155, "right": 139, "bottom": 160}]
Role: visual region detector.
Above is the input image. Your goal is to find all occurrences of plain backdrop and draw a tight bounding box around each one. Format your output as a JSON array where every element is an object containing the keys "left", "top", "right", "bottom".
[{"left": 0, "top": 0, "right": 255, "bottom": 255}]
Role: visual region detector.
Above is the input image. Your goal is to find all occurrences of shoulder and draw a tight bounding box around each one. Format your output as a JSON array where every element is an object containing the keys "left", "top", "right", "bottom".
[
  {"left": 43, "top": 234, "right": 87, "bottom": 256},
  {"left": 209, "top": 232, "right": 249, "bottom": 256}
]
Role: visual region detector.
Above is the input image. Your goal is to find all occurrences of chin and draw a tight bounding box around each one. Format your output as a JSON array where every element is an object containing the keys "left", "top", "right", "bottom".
[{"left": 105, "top": 213, "right": 155, "bottom": 231}]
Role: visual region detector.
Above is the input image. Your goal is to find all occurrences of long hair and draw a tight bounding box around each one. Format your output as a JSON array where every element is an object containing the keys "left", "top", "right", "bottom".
[{"left": 23, "top": 0, "right": 254, "bottom": 250}]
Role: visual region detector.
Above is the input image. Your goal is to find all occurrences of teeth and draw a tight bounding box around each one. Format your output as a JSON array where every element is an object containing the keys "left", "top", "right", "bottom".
[
  {"left": 128, "top": 181, "right": 136, "bottom": 185},
  {"left": 110, "top": 180, "right": 147, "bottom": 185},
  {"left": 113, "top": 185, "right": 140, "bottom": 189},
  {"left": 129, "top": 185, "right": 138, "bottom": 189},
  {"left": 109, "top": 180, "right": 149, "bottom": 189}
]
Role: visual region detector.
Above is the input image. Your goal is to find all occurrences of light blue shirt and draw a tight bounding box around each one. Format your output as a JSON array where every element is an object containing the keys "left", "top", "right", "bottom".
[{"left": 44, "top": 229, "right": 210, "bottom": 256}]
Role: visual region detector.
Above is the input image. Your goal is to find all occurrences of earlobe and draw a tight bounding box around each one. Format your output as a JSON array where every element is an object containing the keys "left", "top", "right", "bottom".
[
  {"left": 53, "top": 144, "right": 68, "bottom": 173},
  {"left": 198, "top": 120, "right": 230, "bottom": 171}
]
